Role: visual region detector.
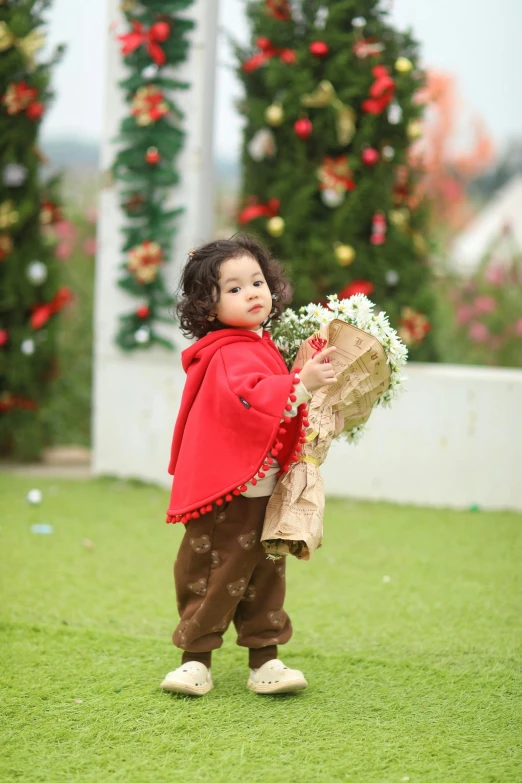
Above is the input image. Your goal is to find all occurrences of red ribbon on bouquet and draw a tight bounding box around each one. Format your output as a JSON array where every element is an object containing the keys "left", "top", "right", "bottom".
[
  {"left": 243, "top": 36, "right": 296, "bottom": 72},
  {"left": 118, "top": 20, "right": 171, "bottom": 66},
  {"left": 308, "top": 334, "right": 330, "bottom": 363},
  {"left": 362, "top": 65, "right": 395, "bottom": 115},
  {"left": 238, "top": 197, "right": 280, "bottom": 224},
  {"left": 30, "top": 286, "right": 73, "bottom": 330}
]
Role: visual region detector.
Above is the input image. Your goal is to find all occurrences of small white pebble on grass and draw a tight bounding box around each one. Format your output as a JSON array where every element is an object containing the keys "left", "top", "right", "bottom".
[
  {"left": 401, "top": 777, "right": 410, "bottom": 781},
  {"left": 82, "top": 539, "right": 95, "bottom": 550},
  {"left": 382, "top": 575, "right": 391, "bottom": 583},
  {"left": 73, "top": 699, "right": 83, "bottom": 704}
]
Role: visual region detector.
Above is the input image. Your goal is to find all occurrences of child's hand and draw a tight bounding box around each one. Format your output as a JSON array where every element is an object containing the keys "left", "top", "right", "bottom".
[{"left": 299, "top": 347, "right": 338, "bottom": 393}]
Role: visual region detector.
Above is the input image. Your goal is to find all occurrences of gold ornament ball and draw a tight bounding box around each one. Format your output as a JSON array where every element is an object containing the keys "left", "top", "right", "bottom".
[
  {"left": 395, "top": 56, "right": 413, "bottom": 73},
  {"left": 407, "top": 119, "right": 422, "bottom": 140},
  {"left": 265, "top": 102, "right": 284, "bottom": 127},
  {"left": 267, "top": 216, "right": 285, "bottom": 237},
  {"left": 389, "top": 208, "right": 409, "bottom": 229},
  {"left": 334, "top": 243, "right": 356, "bottom": 266}
]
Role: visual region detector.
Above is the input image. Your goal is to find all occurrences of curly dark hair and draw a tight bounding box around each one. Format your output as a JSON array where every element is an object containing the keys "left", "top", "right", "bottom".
[{"left": 175, "top": 233, "right": 291, "bottom": 340}]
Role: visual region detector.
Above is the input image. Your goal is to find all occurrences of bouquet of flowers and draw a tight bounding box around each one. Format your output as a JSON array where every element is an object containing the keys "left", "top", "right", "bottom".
[{"left": 262, "top": 294, "right": 408, "bottom": 560}]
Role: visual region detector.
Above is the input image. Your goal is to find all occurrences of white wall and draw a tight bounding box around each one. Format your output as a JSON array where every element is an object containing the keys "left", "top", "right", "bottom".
[
  {"left": 322, "top": 363, "right": 522, "bottom": 512},
  {"left": 92, "top": 0, "right": 218, "bottom": 484}
]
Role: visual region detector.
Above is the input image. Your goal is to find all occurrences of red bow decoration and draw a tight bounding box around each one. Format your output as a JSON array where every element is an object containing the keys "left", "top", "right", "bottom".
[
  {"left": 118, "top": 20, "right": 171, "bottom": 66},
  {"left": 0, "top": 393, "right": 38, "bottom": 413},
  {"left": 265, "top": 0, "right": 292, "bottom": 20},
  {"left": 362, "top": 66, "right": 395, "bottom": 115},
  {"left": 238, "top": 197, "right": 280, "bottom": 224},
  {"left": 31, "top": 286, "right": 73, "bottom": 330},
  {"left": 243, "top": 36, "right": 297, "bottom": 72},
  {"left": 338, "top": 280, "right": 375, "bottom": 299},
  {"left": 308, "top": 334, "right": 330, "bottom": 362}
]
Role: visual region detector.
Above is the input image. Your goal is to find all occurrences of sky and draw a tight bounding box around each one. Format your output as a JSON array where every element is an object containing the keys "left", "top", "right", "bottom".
[{"left": 42, "top": 0, "right": 522, "bottom": 161}]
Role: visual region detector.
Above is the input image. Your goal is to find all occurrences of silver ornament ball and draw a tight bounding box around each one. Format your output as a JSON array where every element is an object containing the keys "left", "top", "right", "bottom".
[
  {"left": 26, "top": 261, "right": 48, "bottom": 285},
  {"left": 141, "top": 64, "right": 159, "bottom": 79},
  {"left": 386, "top": 270, "right": 400, "bottom": 286},
  {"left": 134, "top": 326, "right": 150, "bottom": 344},
  {"left": 321, "top": 188, "right": 345, "bottom": 208},
  {"left": 21, "top": 338, "right": 35, "bottom": 355},
  {"left": 2, "top": 163, "right": 28, "bottom": 187},
  {"left": 352, "top": 16, "right": 366, "bottom": 28}
]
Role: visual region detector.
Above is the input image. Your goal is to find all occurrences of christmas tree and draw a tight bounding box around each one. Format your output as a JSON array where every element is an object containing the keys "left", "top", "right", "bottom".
[
  {"left": 236, "top": 0, "right": 437, "bottom": 359},
  {"left": 0, "top": 0, "right": 66, "bottom": 460}
]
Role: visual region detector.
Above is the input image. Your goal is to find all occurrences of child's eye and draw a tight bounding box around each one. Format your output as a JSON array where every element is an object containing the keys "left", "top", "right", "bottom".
[
  {"left": 254, "top": 281, "right": 264, "bottom": 287},
  {"left": 229, "top": 287, "right": 240, "bottom": 294}
]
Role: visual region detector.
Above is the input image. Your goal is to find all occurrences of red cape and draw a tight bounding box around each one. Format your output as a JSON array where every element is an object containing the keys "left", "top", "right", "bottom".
[{"left": 166, "top": 329, "right": 308, "bottom": 524}]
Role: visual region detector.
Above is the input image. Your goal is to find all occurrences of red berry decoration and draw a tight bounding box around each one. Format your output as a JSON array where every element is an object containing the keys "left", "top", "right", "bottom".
[
  {"left": 294, "top": 117, "right": 313, "bottom": 140},
  {"left": 309, "top": 41, "right": 329, "bottom": 57},
  {"left": 145, "top": 146, "right": 160, "bottom": 165},
  {"left": 27, "top": 102, "right": 44, "bottom": 120},
  {"left": 0, "top": 329, "right": 8, "bottom": 347},
  {"left": 152, "top": 21, "right": 170, "bottom": 41},
  {"left": 361, "top": 147, "right": 379, "bottom": 165},
  {"left": 136, "top": 306, "right": 150, "bottom": 319}
]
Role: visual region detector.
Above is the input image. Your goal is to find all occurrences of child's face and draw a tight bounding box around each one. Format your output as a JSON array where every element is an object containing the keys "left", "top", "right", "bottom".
[{"left": 213, "top": 254, "right": 272, "bottom": 330}]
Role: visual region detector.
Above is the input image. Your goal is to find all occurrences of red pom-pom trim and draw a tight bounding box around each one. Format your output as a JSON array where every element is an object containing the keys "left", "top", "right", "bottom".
[
  {"left": 283, "top": 416, "right": 291, "bottom": 423},
  {"left": 239, "top": 485, "right": 248, "bottom": 493},
  {"left": 225, "top": 494, "right": 233, "bottom": 502},
  {"left": 289, "top": 394, "right": 297, "bottom": 402},
  {"left": 251, "top": 478, "right": 258, "bottom": 486},
  {"left": 258, "top": 471, "right": 266, "bottom": 479},
  {"left": 216, "top": 498, "right": 224, "bottom": 506},
  {"left": 285, "top": 404, "right": 292, "bottom": 412},
  {"left": 192, "top": 511, "right": 200, "bottom": 519},
  {"left": 233, "top": 488, "right": 241, "bottom": 496},
  {"left": 278, "top": 427, "right": 286, "bottom": 435},
  {"left": 267, "top": 457, "right": 274, "bottom": 465}
]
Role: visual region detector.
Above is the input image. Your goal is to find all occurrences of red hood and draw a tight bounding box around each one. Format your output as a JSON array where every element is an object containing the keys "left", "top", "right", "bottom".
[{"left": 180, "top": 328, "right": 265, "bottom": 373}]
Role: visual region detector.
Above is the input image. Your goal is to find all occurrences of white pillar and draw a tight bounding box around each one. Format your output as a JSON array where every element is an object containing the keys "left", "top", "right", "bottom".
[{"left": 92, "top": 0, "right": 219, "bottom": 486}]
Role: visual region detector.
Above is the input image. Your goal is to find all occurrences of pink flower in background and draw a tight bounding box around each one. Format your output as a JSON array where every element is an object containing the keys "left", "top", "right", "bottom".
[
  {"left": 473, "top": 295, "right": 496, "bottom": 314},
  {"left": 484, "top": 266, "right": 505, "bottom": 286},
  {"left": 55, "top": 220, "right": 77, "bottom": 241},
  {"left": 56, "top": 242, "right": 73, "bottom": 261},
  {"left": 456, "top": 304, "right": 474, "bottom": 326},
  {"left": 83, "top": 238, "right": 97, "bottom": 256},
  {"left": 515, "top": 318, "right": 522, "bottom": 337},
  {"left": 468, "top": 322, "right": 490, "bottom": 342}
]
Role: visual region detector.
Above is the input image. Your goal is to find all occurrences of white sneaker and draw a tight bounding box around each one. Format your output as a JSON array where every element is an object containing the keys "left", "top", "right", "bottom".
[
  {"left": 160, "top": 661, "right": 213, "bottom": 696},
  {"left": 247, "top": 659, "right": 307, "bottom": 694}
]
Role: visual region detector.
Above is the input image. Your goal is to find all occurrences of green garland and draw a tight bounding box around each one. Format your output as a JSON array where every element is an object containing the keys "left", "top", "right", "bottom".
[{"left": 112, "top": 0, "right": 194, "bottom": 351}]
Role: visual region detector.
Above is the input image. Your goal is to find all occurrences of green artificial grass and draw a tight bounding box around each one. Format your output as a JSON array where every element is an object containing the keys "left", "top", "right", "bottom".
[{"left": 0, "top": 475, "right": 521, "bottom": 783}]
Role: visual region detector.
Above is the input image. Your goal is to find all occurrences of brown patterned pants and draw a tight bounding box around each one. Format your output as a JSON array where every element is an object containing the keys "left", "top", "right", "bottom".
[{"left": 173, "top": 494, "right": 292, "bottom": 669}]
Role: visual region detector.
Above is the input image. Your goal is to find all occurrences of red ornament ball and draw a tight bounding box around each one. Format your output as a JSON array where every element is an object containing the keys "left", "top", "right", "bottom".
[
  {"left": 294, "top": 117, "right": 313, "bottom": 140},
  {"left": 152, "top": 21, "right": 170, "bottom": 42},
  {"left": 27, "top": 102, "right": 44, "bottom": 120},
  {"left": 145, "top": 146, "right": 160, "bottom": 165},
  {"left": 0, "top": 329, "right": 8, "bottom": 347},
  {"left": 256, "top": 36, "right": 270, "bottom": 50},
  {"left": 309, "top": 41, "right": 329, "bottom": 57},
  {"left": 136, "top": 306, "right": 150, "bottom": 319},
  {"left": 361, "top": 147, "right": 379, "bottom": 165}
]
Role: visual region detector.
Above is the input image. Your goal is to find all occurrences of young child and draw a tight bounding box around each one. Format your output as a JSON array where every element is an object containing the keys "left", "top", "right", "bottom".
[{"left": 160, "top": 234, "right": 336, "bottom": 696}]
